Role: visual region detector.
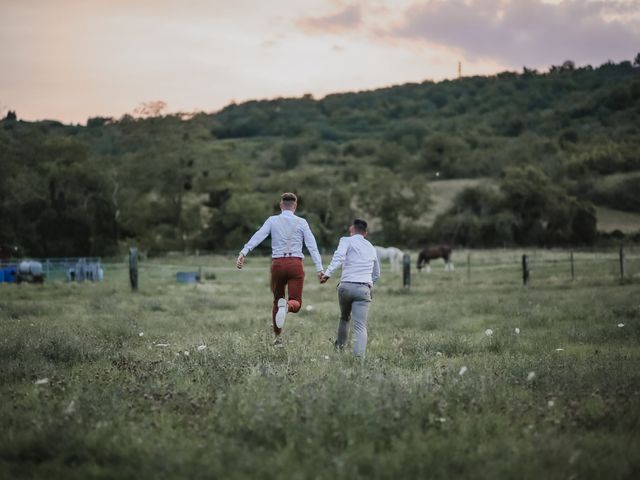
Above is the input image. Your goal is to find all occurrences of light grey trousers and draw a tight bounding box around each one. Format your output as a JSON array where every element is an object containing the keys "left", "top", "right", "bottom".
[{"left": 336, "top": 282, "right": 372, "bottom": 357}]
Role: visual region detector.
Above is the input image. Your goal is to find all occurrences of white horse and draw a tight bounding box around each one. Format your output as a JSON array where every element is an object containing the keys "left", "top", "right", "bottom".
[{"left": 375, "top": 246, "right": 404, "bottom": 273}]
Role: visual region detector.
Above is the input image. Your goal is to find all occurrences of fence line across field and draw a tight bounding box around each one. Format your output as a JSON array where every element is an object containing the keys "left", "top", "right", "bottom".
[
  {"left": 0, "top": 257, "right": 104, "bottom": 283},
  {"left": 135, "top": 247, "right": 639, "bottom": 289},
  {"left": 2, "top": 247, "right": 636, "bottom": 287},
  {"left": 460, "top": 248, "right": 638, "bottom": 285}
]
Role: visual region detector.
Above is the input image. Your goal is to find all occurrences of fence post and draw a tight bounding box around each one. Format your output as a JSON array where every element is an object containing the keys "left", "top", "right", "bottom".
[
  {"left": 402, "top": 253, "right": 411, "bottom": 289},
  {"left": 570, "top": 252, "right": 574, "bottom": 281},
  {"left": 522, "top": 254, "right": 529, "bottom": 286},
  {"left": 467, "top": 252, "right": 471, "bottom": 282},
  {"left": 129, "top": 247, "right": 139, "bottom": 291},
  {"left": 619, "top": 246, "right": 625, "bottom": 279}
]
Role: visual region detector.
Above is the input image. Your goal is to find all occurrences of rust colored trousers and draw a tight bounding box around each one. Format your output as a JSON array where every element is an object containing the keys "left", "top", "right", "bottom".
[{"left": 270, "top": 257, "right": 305, "bottom": 334}]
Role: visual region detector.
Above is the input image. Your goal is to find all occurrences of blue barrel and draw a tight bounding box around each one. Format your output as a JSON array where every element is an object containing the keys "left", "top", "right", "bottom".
[
  {"left": 176, "top": 272, "right": 198, "bottom": 283},
  {"left": 1, "top": 266, "right": 17, "bottom": 283}
]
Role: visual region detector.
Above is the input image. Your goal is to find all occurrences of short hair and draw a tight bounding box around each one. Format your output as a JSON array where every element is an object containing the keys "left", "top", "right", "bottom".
[
  {"left": 352, "top": 218, "right": 368, "bottom": 233},
  {"left": 280, "top": 192, "right": 297, "bottom": 203}
]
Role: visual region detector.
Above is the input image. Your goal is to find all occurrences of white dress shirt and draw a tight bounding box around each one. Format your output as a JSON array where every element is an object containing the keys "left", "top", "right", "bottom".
[
  {"left": 325, "top": 234, "right": 380, "bottom": 286},
  {"left": 240, "top": 210, "right": 324, "bottom": 272}
]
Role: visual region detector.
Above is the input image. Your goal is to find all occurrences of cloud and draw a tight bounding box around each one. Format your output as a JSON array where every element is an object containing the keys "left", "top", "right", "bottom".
[
  {"left": 297, "top": 4, "right": 363, "bottom": 33},
  {"left": 386, "top": 0, "right": 640, "bottom": 68}
]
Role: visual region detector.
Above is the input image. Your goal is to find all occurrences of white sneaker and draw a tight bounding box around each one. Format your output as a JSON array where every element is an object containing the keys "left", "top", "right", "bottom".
[
  {"left": 275, "top": 298, "right": 287, "bottom": 329},
  {"left": 273, "top": 335, "right": 284, "bottom": 347}
]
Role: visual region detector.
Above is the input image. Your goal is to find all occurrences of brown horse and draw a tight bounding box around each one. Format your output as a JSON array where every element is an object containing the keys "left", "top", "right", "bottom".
[{"left": 417, "top": 245, "right": 454, "bottom": 272}]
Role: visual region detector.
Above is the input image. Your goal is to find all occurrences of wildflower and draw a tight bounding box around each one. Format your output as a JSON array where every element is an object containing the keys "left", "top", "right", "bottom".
[
  {"left": 305, "top": 305, "right": 314, "bottom": 311},
  {"left": 617, "top": 323, "right": 625, "bottom": 328},
  {"left": 323, "top": 355, "right": 329, "bottom": 360},
  {"left": 527, "top": 371, "right": 536, "bottom": 381},
  {"left": 459, "top": 366, "right": 468, "bottom": 376},
  {"left": 155, "top": 343, "right": 170, "bottom": 347},
  {"left": 435, "top": 351, "right": 443, "bottom": 357},
  {"left": 183, "top": 350, "right": 190, "bottom": 357},
  {"left": 138, "top": 332, "right": 144, "bottom": 337},
  {"left": 555, "top": 348, "right": 564, "bottom": 352},
  {"left": 34, "top": 378, "right": 49, "bottom": 385},
  {"left": 197, "top": 345, "right": 206, "bottom": 351},
  {"left": 547, "top": 400, "right": 555, "bottom": 408},
  {"left": 485, "top": 329, "right": 493, "bottom": 337},
  {"left": 514, "top": 327, "right": 520, "bottom": 335}
]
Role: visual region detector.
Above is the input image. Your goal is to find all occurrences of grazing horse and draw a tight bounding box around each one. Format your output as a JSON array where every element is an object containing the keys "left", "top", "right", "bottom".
[
  {"left": 417, "top": 245, "right": 454, "bottom": 273},
  {"left": 375, "top": 246, "right": 404, "bottom": 273}
]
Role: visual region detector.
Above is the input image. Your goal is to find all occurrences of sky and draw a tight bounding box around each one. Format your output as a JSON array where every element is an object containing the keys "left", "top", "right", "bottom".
[{"left": 1, "top": 0, "right": 639, "bottom": 124}]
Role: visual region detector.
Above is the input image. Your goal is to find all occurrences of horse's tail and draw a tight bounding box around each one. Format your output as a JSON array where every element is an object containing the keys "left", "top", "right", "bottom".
[{"left": 417, "top": 250, "right": 425, "bottom": 270}]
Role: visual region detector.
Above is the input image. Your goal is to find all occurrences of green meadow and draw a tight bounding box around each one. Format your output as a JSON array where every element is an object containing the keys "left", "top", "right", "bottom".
[{"left": 1, "top": 251, "right": 639, "bottom": 479}]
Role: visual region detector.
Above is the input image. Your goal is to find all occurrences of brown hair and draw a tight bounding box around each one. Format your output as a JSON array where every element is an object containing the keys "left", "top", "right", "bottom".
[{"left": 280, "top": 192, "right": 297, "bottom": 203}]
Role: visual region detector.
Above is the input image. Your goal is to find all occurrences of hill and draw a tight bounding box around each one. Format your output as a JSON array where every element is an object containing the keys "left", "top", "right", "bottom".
[{"left": 1, "top": 58, "right": 639, "bottom": 256}]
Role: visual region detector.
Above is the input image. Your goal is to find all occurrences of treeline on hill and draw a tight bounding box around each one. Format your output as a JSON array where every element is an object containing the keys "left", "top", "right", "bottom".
[{"left": 1, "top": 57, "right": 639, "bottom": 257}]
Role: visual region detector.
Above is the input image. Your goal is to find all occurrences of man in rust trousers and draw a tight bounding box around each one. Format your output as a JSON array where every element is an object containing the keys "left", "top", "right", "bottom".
[{"left": 236, "top": 192, "right": 324, "bottom": 345}]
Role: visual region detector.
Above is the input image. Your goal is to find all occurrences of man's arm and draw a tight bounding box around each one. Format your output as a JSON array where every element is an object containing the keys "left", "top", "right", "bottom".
[
  {"left": 302, "top": 220, "right": 324, "bottom": 273},
  {"left": 372, "top": 255, "right": 381, "bottom": 285},
  {"left": 237, "top": 217, "right": 272, "bottom": 269},
  {"left": 321, "top": 237, "right": 349, "bottom": 282}
]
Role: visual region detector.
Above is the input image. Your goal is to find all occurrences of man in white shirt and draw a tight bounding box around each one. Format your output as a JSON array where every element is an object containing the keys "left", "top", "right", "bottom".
[
  {"left": 320, "top": 219, "right": 380, "bottom": 358},
  {"left": 236, "top": 192, "right": 324, "bottom": 345}
]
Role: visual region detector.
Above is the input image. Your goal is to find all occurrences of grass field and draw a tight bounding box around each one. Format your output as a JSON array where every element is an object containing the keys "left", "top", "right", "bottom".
[
  {"left": 595, "top": 206, "right": 640, "bottom": 234},
  {"left": 1, "top": 251, "right": 639, "bottom": 479},
  {"left": 424, "top": 178, "right": 640, "bottom": 235}
]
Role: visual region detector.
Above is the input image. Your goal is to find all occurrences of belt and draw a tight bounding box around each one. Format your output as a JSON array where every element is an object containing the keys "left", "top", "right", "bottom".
[
  {"left": 341, "top": 281, "right": 371, "bottom": 286},
  {"left": 272, "top": 254, "right": 301, "bottom": 259}
]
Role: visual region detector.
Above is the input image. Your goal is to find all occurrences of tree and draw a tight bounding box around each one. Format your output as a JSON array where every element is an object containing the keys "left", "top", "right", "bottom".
[
  {"left": 281, "top": 142, "right": 302, "bottom": 169},
  {"left": 499, "top": 166, "right": 596, "bottom": 245},
  {"left": 357, "top": 170, "right": 432, "bottom": 245},
  {"left": 419, "top": 133, "right": 469, "bottom": 177},
  {"left": 133, "top": 100, "right": 167, "bottom": 118}
]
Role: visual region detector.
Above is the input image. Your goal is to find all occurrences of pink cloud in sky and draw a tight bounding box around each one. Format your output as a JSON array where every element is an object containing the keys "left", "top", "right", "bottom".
[
  {"left": 297, "top": 4, "right": 363, "bottom": 33},
  {"left": 293, "top": 0, "right": 639, "bottom": 72},
  {"left": 387, "top": 0, "right": 640, "bottom": 68}
]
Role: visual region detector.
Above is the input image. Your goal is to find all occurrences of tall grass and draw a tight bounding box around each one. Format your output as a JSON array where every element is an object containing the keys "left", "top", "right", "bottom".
[{"left": 1, "top": 253, "right": 639, "bottom": 479}]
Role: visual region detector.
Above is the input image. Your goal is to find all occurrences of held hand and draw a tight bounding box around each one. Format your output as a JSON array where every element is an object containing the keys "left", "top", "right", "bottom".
[
  {"left": 317, "top": 271, "right": 324, "bottom": 282},
  {"left": 236, "top": 254, "right": 245, "bottom": 269},
  {"left": 320, "top": 274, "right": 330, "bottom": 284}
]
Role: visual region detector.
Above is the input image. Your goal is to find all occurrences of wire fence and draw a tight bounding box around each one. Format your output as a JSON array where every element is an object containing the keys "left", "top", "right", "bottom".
[
  {"left": 446, "top": 247, "right": 640, "bottom": 286},
  {"left": 1, "top": 247, "right": 638, "bottom": 288},
  {"left": 0, "top": 257, "right": 103, "bottom": 283}
]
